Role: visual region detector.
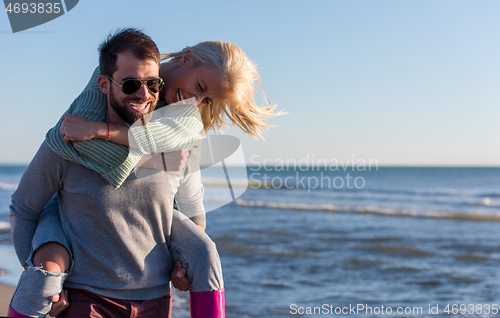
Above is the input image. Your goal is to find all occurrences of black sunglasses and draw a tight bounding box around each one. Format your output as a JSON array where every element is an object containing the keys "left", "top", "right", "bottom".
[{"left": 107, "top": 76, "right": 164, "bottom": 95}]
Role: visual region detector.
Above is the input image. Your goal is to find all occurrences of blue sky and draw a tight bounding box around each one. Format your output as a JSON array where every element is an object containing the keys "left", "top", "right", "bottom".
[{"left": 1, "top": 1, "right": 499, "bottom": 166}]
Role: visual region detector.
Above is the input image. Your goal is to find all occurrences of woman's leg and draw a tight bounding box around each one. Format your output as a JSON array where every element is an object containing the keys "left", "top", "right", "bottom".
[
  {"left": 9, "top": 196, "right": 72, "bottom": 318},
  {"left": 169, "top": 209, "right": 225, "bottom": 318}
]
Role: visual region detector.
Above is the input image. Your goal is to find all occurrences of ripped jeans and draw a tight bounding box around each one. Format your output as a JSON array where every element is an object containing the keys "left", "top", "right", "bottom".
[{"left": 10, "top": 198, "right": 224, "bottom": 317}]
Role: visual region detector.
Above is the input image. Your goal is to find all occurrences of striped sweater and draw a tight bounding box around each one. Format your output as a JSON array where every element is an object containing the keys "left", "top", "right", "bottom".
[{"left": 45, "top": 67, "right": 203, "bottom": 188}]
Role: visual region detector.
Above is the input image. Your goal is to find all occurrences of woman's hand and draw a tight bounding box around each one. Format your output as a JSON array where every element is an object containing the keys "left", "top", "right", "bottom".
[
  {"left": 162, "top": 148, "right": 194, "bottom": 171},
  {"left": 170, "top": 261, "right": 189, "bottom": 291},
  {"left": 137, "top": 148, "right": 194, "bottom": 171},
  {"left": 61, "top": 114, "right": 105, "bottom": 143}
]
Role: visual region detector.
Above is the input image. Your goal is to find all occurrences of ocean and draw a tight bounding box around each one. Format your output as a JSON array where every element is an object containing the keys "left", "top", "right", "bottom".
[{"left": 1, "top": 165, "right": 500, "bottom": 317}]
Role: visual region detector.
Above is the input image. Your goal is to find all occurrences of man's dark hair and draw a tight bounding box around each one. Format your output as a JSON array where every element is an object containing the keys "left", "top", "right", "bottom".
[{"left": 99, "top": 28, "right": 160, "bottom": 77}]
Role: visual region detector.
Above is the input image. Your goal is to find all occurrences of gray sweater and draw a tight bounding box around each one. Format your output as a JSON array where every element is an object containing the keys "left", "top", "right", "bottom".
[{"left": 10, "top": 142, "right": 203, "bottom": 300}]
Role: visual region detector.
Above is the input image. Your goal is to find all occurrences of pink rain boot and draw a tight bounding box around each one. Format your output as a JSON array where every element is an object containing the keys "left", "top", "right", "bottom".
[
  {"left": 189, "top": 289, "right": 225, "bottom": 318},
  {"left": 7, "top": 305, "right": 44, "bottom": 318}
]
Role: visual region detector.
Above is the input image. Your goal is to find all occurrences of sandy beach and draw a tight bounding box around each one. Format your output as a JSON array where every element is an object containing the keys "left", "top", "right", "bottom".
[{"left": 0, "top": 282, "right": 14, "bottom": 316}]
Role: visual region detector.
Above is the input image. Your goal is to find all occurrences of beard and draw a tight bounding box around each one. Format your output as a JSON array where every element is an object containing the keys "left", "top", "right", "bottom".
[{"left": 109, "top": 85, "right": 158, "bottom": 125}]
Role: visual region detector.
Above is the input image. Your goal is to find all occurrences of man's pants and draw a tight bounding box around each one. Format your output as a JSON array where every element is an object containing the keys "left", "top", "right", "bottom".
[{"left": 57, "top": 288, "right": 172, "bottom": 318}]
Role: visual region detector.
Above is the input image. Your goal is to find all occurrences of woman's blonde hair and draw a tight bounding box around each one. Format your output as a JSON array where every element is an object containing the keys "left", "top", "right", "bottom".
[{"left": 160, "top": 40, "right": 280, "bottom": 139}]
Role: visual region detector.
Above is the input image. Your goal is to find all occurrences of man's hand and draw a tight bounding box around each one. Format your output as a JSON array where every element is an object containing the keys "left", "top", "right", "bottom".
[
  {"left": 170, "top": 261, "right": 189, "bottom": 291},
  {"left": 137, "top": 148, "right": 194, "bottom": 172},
  {"left": 61, "top": 114, "right": 102, "bottom": 143},
  {"left": 49, "top": 290, "right": 69, "bottom": 317}
]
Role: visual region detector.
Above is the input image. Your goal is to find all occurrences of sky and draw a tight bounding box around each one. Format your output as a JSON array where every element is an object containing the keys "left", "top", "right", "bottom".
[{"left": 0, "top": 1, "right": 499, "bottom": 166}]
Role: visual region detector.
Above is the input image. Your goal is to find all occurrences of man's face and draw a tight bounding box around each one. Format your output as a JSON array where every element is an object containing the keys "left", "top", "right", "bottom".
[{"left": 108, "top": 51, "right": 160, "bottom": 124}]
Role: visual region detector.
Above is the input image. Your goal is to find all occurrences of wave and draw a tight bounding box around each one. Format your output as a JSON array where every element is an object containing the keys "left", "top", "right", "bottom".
[
  {"left": 0, "top": 221, "right": 11, "bottom": 233},
  {"left": 235, "top": 199, "right": 500, "bottom": 222},
  {"left": 471, "top": 197, "right": 500, "bottom": 207},
  {"left": 316, "top": 191, "right": 499, "bottom": 208},
  {"left": 357, "top": 194, "right": 500, "bottom": 208},
  {"left": 364, "top": 245, "right": 435, "bottom": 257},
  {"left": 481, "top": 192, "right": 500, "bottom": 198},
  {"left": 0, "top": 181, "right": 18, "bottom": 191},
  {"left": 242, "top": 179, "right": 500, "bottom": 197},
  {"left": 223, "top": 178, "right": 500, "bottom": 208},
  {"left": 201, "top": 178, "right": 251, "bottom": 188}
]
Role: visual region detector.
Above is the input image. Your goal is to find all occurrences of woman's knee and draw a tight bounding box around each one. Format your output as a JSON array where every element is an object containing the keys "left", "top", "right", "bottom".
[
  {"left": 32, "top": 242, "right": 70, "bottom": 273},
  {"left": 193, "top": 234, "right": 220, "bottom": 261}
]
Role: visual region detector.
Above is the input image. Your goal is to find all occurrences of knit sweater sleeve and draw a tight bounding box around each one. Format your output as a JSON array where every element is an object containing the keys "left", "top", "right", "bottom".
[
  {"left": 45, "top": 68, "right": 203, "bottom": 188},
  {"left": 9, "top": 142, "right": 64, "bottom": 264},
  {"left": 129, "top": 101, "right": 204, "bottom": 155}
]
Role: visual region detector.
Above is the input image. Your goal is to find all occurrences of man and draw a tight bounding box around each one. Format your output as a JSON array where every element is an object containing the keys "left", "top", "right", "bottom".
[{"left": 9, "top": 29, "right": 222, "bottom": 318}]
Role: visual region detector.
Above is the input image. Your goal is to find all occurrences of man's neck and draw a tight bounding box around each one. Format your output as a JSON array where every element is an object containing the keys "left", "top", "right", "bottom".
[{"left": 107, "top": 105, "right": 125, "bottom": 124}]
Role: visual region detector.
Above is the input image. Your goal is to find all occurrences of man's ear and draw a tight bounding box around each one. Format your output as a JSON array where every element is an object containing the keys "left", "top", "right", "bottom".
[
  {"left": 97, "top": 75, "right": 110, "bottom": 94},
  {"left": 178, "top": 50, "right": 195, "bottom": 67}
]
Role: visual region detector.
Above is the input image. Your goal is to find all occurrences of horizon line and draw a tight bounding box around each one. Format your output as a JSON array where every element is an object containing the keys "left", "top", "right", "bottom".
[{"left": 3, "top": 163, "right": 500, "bottom": 169}]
